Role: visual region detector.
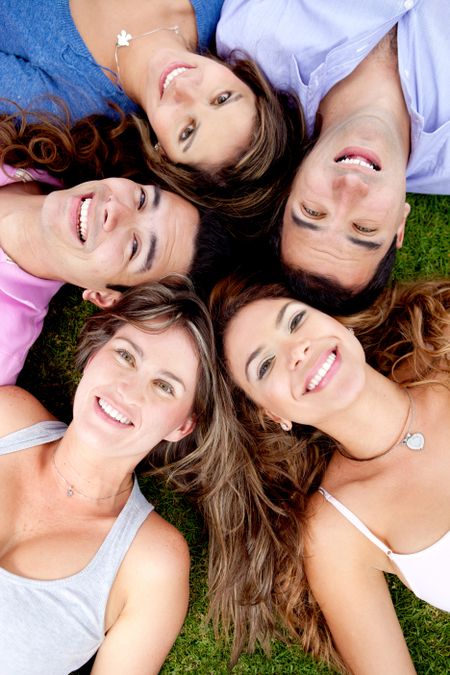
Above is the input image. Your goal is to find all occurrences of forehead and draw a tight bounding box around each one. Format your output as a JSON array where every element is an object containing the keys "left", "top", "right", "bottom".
[
  {"left": 225, "top": 297, "right": 291, "bottom": 354},
  {"left": 112, "top": 322, "right": 199, "bottom": 371},
  {"left": 280, "top": 222, "right": 384, "bottom": 289}
]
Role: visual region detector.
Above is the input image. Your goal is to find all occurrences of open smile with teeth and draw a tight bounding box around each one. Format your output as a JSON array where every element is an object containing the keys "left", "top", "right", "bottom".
[
  {"left": 163, "top": 66, "right": 190, "bottom": 91},
  {"left": 306, "top": 351, "right": 337, "bottom": 392},
  {"left": 162, "top": 66, "right": 191, "bottom": 92},
  {"left": 336, "top": 154, "right": 380, "bottom": 171},
  {"left": 77, "top": 197, "right": 92, "bottom": 243},
  {"left": 98, "top": 397, "right": 132, "bottom": 425}
]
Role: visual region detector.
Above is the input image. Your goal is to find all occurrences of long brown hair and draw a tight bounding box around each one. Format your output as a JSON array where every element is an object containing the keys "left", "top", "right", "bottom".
[
  {"left": 0, "top": 102, "right": 154, "bottom": 186},
  {"left": 207, "top": 276, "right": 450, "bottom": 670},
  {"left": 133, "top": 55, "right": 306, "bottom": 225}
]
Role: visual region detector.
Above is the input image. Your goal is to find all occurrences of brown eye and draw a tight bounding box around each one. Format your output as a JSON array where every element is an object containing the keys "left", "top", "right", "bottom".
[
  {"left": 354, "top": 223, "right": 377, "bottom": 234},
  {"left": 138, "top": 187, "right": 146, "bottom": 210},
  {"left": 257, "top": 356, "right": 274, "bottom": 380},
  {"left": 130, "top": 235, "right": 138, "bottom": 260},
  {"left": 303, "top": 205, "right": 324, "bottom": 217},
  {"left": 214, "top": 92, "right": 231, "bottom": 105},
  {"left": 179, "top": 123, "right": 195, "bottom": 142},
  {"left": 289, "top": 311, "right": 306, "bottom": 333}
]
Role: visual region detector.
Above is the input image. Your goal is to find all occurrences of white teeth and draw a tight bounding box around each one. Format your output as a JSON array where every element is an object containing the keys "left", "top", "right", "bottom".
[
  {"left": 336, "top": 157, "right": 377, "bottom": 170},
  {"left": 163, "top": 67, "right": 189, "bottom": 92},
  {"left": 306, "top": 352, "right": 336, "bottom": 392},
  {"left": 78, "top": 197, "right": 91, "bottom": 243},
  {"left": 98, "top": 397, "right": 132, "bottom": 425}
]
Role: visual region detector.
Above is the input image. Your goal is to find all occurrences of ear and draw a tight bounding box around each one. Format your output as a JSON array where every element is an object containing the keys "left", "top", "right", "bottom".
[
  {"left": 82, "top": 288, "right": 122, "bottom": 308},
  {"left": 264, "top": 409, "right": 292, "bottom": 431},
  {"left": 164, "top": 414, "right": 197, "bottom": 442},
  {"left": 396, "top": 202, "right": 411, "bottom": 249}
]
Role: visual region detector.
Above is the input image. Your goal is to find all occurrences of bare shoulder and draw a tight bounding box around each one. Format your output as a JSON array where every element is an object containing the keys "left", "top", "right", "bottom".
[
  {"left": 306, "top": 490, "right": 378, "bottom": 571},
  {"left": 0, "top": 386, "right": 55, "bottom": 436},
  {"left": 122, "top": 510, "right": 190, "bottom": 587}
]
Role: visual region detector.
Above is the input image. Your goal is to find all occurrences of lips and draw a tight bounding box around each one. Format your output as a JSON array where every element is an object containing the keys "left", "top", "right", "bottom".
[
  {"left": 304, "top": 349, "right": 338, "bottom": 393},
  {"left": 335, "top": 146, "right": 381, "bottom": 171},
  {"left": 159, "top": 62, "right": 194, "bottom": 97}
]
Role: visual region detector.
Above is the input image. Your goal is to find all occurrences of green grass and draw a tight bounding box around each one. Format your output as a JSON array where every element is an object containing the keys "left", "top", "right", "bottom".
[{"left": 19, "top": 193, "right": 450, "bottom": 673}]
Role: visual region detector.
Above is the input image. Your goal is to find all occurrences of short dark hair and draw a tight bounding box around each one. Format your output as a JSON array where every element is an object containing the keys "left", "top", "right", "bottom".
[{"left": 281, "top": 235, "right": 398, "bottom": 315}]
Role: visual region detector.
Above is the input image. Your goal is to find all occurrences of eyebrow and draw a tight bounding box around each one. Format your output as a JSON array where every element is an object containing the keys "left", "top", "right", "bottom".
[
  {"left": 291, "top": 210, "right": 382, "bottom": 250},
  {"left": 244, "top": 301, "right": 293, "bottom": 380},
  {"left": 152, "top": 185, "right": 161, "bottom": 208},
  {"left": 119, "top": 337, "right": 143, "bottom": 357},
  {"left": 140, "top": 233, "right": 157, "bottom": 273},
  {"left": 181, "top": 93, "right": 243, "bottom": 154}
]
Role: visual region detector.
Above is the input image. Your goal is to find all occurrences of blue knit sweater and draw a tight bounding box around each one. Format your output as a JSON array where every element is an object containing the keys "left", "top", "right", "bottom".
[{"left": 0, "top": 0, "right": 224, "bottom": 119}]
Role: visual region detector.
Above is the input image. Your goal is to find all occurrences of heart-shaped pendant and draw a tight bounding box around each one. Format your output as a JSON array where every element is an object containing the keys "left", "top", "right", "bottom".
[{"left": 402, "top": 432, "right": 425, "bottom": 451}]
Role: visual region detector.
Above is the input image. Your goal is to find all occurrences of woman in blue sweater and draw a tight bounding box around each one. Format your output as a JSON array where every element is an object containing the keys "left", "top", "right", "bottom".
[{"left": 0, "top": 0, "right": 305, "bottom": 220}]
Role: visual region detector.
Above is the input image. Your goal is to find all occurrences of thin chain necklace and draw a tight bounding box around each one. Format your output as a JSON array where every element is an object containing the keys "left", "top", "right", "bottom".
[
  {"left": 342, "top": 388, "right": 425, "bottom": 462},
  {"left": 114, "top": 26, "right": 181, "bottom": 91},
  {"left": 52, "top": 448, "right": 133, "bottom": 500}
]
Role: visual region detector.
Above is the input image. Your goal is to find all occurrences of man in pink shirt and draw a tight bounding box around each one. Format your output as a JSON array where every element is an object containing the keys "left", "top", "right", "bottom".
[{"left": 0, "top": 166, "right": 210, "bottom": 384}]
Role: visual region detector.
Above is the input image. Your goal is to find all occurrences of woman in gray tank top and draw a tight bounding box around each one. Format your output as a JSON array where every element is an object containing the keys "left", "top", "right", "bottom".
[{"left": 0, "top": 277, "right": 228, "bottom": 675}]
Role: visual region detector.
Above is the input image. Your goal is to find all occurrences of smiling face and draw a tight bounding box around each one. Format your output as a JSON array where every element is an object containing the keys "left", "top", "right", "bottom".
[
  {"left": 73, "top": 322, "right": 199, "bottom": 460},
  {"left": 282, "top": 115, "right": 410, "bottom": 289},
  {"left": 41, "top": 178, "right": 199, "bottom": 294},
  {"left": 144, "top": 51, "right": 256, "bottom": 169},
  {"left": 224, "top": 297, "right": 366, "bottom": 428}
]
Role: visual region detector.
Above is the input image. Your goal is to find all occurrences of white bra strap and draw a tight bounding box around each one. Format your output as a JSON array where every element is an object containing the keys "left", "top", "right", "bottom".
[{"left": 318, "top": 487, "right": 391, "bottom": 555}]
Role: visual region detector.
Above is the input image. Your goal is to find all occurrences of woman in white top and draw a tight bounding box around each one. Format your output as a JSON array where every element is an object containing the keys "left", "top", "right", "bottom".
[
  {"left": 208, "top": 277, "right": 449, "bottom": 674},
  {"left": 0, "top": 278, "right": 229, "bottom": 675}
]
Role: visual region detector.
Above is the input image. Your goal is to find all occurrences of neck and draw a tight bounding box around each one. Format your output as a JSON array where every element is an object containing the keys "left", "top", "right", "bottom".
[
  {"left": 318, "top": 31, "right": 410, "bottom": 162},
  {"left": 118, "top": 29, "right": 187, "bottom": 105},
  {"left": 71, "top": 0, "right": 198, "bottom": 104},
  {"left": 316, "top": 367, "right": 411, "bottom": 460},
  {"left": 0, "top": 185, "right": 57, "bottom": 279},
  {"left": 52, "top": 427, "right": 135, "bottom": 504}
]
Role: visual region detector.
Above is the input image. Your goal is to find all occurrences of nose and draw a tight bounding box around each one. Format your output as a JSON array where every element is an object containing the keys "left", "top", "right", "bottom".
[
  {"left": 332, "top": 172, "right": 369, "bottom": 200},
  {"left": 287, "top": 340, "right": 310, "bottom": 371},
  {"left": 169, "top": 74, "right": 198, "bottom": 104},
  {"left": 115, "top": 370, "right": 145, "bottom": 406},
  {"left": 102, "top": 195, "right": 131, "bottom": 233}
]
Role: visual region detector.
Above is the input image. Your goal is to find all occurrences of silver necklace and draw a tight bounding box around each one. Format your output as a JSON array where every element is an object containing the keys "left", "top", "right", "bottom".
[
  {"left": 114, "top": 26, "right": 180, "bottom": 91},
  {"left": 52, "top": 449, "right": 133, "bottom": 500},
  {"left": 344, "top": 388, "right": 425, "bottom": 462}
]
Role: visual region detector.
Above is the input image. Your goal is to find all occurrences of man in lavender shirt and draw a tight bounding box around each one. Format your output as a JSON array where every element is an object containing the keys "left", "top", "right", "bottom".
[{"left": 217, "top": 0, "right": 449, "bottom": 312}]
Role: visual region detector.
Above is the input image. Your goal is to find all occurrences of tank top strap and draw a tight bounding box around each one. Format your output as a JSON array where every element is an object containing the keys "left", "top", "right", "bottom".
[
  {"left": 318, "top": 487, "right": 391, "bottom": 555},
  {"left": 0, "top": 420, "right": 68, "bottom": 455},
  {"left": 87, "top": 480, "right": 153, "bottom": 582}
]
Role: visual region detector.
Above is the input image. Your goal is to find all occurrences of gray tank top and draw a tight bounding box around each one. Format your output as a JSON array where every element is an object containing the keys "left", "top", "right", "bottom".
[{"left": 0, "top": 420, "right": 154, "bottom": 674}]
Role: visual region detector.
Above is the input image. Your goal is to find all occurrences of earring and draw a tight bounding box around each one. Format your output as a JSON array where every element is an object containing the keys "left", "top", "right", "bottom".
[
  {"left": 154, "top": 142, "right": 161, "bottom": 152},
  {"left": 280, "top": 422, "right": 292, "bottom": 432},
  {"left": 347, "top": 327, "right": 355, "bottom": 335}
]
